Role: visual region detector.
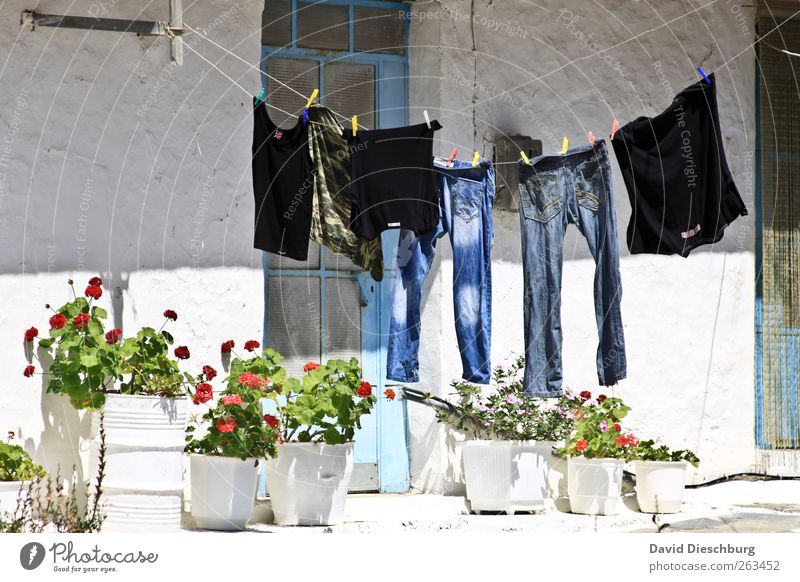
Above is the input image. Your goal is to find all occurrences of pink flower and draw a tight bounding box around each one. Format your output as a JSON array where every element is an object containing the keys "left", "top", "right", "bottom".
[
  {"left": 221, "top": 394, "right": 243, "bottom": 406},
  {"left": 238, "top": 372, "right": 265, "bottom": 388},
  {"left": 506, "top": 395, "right": 519, "bottom": 405},
  {"left": 599, "top": 420, "right": 608, "bottom": 432},
  {"left": 216, "top": 418, "right": 236, "bottom": 433}
]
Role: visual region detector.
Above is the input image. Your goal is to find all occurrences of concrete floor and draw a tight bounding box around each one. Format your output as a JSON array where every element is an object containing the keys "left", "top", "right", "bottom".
[{"left": 184, "top": 480, "right": 800, "bottom": 533}]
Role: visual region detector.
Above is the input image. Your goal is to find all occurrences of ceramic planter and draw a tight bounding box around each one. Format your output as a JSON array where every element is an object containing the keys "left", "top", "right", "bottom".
[
  {"left": 461, "top": 440, "right": 555, "bottom": 514},
  {"left": 189, "top": 454, "right": 259, "bottom": 531},
  {"left": 634, "top": 460, "right": 688, "bottom": 514},
  {"left": 89, "top": 394, "right": 187, "bottom": 532},
  {"left": 263, "top": 442, "right": 354, "bottom": 526},
  {"left": 567, "top": 457, "right": 624, "bottom": 515},
  {"left": 0, "top": 481, "right": 29, "bottom": 515}
]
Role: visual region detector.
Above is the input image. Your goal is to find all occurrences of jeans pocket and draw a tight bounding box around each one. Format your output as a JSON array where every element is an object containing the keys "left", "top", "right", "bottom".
[
  {"left": 519, "top": 171, "right": 561, "bottom": 223},
  {"left": 575, "top": 158, "right": 607, "bottom": 212},
  {"left": 452, "top": 182, "right": 482, "bottom": 223}
]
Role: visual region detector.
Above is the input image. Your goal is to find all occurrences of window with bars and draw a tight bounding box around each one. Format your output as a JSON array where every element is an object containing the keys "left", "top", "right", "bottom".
[{"left": 259, "top": 0, "right": 409, "bottom": 493}]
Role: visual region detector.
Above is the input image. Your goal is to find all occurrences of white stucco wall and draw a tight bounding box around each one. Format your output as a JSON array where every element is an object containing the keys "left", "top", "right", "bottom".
[{"left": 407, "top": 0, "right": 761, "bottom": 491}]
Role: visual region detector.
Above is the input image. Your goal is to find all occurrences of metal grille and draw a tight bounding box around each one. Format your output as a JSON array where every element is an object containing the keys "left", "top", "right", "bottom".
[
  {"left": 757, "top": 18, "right": 800, "bottom": 448},
  {"left": 354, "top": 7, "right": 405, "bottom": 54},
  {"left": 262, "top": 0, "right": 292, "bottom": 47},
  {"left": 325, "top": 278, "right": 363, "bottom": 361},
  {"left": 267, "top": 277, "right": 321, "bottom": 377},
  {"left": 265, "top": 57, "right": 319, "bottom": 127},
  {"left": 323, "top": 62, "right": 376, "bottom": 130},
  {"left": 297, "top": 1, "right": 349, "bottom": 50}
]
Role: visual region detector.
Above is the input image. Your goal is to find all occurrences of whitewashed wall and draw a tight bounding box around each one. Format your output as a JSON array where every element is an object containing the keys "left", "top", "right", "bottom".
[{"left": 408, "top": 0, "right": 760, "bottom": 491}]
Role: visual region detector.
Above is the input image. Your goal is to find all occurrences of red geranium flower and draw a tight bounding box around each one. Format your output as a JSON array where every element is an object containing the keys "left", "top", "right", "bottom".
[
  {"left": 105, "top": 328, "right": 122, "bottom": 344},
  {"left": 73, "top": 313, "right": 90, "bottom": 329},
  {"left": 221, "top": 340, "right": 235, "bottom": 353},
  {"left": 221, "top": 394, "right": 243, "bottom": 406},
  {"left": 193, "top": 383, "right": 213, "bottom": 405},
  {"left": 24, "top": 327, "right": 38, "bottom": 342},
  {"left": 616, "top": 435, "right": 627, "bottom": 447},
  {"left": 23, "top": 365, "right": 35, "bottom": 378},
  {"left": 384, "top": 388, "right": 396, "bottom": 401},
  {"left": 216, "top": 418, "right": 237, "bottom": 433},
  {"left": 202, "top": 365, "right": 217, "bottom": 381},
  {"left": 49, "top": 313, "right": 67, "bottom": 330},
  {"left": 174, "top": 346, "right": 190, "bottom": 360},
  {"left": 238, "top": 372, "right": 264, "bottom": 388},
  {"left": 597, "top": 394, "right": 607, "bottom": 403},
  {"left": 89, "top": 276, "right": 103, "bottom": 286},
  {"left": 575, "top": 438, "right": 588, "bottom": 452},
  {"left": 303, "top": 361, "right": 321, "bottom": 373},
  {"left": 244, "top": 340, "right": 260, "bottom": 352},
  {"left": 263, "top": 414, "right": 279, "bottom": 429},
  {"left": 357, "top": 381, "right": 372, "bottom": 397},
  {"left": 163, "top": 309, "right": 178, "bottom": 321},
  {"left": 579, "top": 390, "right": 592, "bottom": 401},
  {"left": 85, "top": 285, "right": 102, "bottom": 300},
  {"left": 613, "top": 423, "right": 621, "bottom": 432}
]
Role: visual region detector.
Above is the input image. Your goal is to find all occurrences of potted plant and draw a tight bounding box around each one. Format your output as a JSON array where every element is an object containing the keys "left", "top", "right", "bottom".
[
  {"left": 229, "top": 348, "right": 376, "bottom": 526},
  {"left": 24, "top": 276, "right": 200, "bottom": 532},
  {"left": 557, "top": 391, "right": 639, "bottom": 516},
  {"left": 0, "top": 432, "right": 45, "bottom": 515},
  {"left": 185, "top": 359, "right": 280, "bottom": 531},
  {"left": 432, "top": 357, "right": 578, "bottom": 515},
  {"left": 633, "top": 440, "right": 699, "bottom": 514}
]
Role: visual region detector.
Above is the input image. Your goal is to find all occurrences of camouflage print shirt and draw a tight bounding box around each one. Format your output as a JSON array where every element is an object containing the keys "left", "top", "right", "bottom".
[{"left": 306, "top": 106, "right": 383, "bottom": 281}]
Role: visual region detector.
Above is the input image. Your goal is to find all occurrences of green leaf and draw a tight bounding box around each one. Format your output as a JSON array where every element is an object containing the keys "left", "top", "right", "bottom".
[
  {"left": 91, "top": 306, "right": 108, "bottom": 319},
  {"left": 38, "top": 338, "right": 54, "bottom": 348},
  {"left": 80, "top": 353, "right": 99, "bottom": 367}
]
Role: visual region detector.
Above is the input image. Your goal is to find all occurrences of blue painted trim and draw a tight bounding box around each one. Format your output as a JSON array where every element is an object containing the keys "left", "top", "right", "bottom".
[{"left": 754, "top": 56, "right": 766, "bottom": 449}]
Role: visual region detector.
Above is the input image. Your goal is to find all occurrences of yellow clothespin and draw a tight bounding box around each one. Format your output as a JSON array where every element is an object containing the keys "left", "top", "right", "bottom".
[
  {"left": 472, "top": 151, "right": 480, "bottom": 167},
  {"left": 520, "top": 151, "right": 531, "bottom": 165},
  {"left": 352, "top": 115, "right": 358, "bottom": 136},
  {"left": 561, "top": 136, "right": 569, "bottom": 155},
  {"left": 305, "top": 89, "right": 319, "bottom": 109}
]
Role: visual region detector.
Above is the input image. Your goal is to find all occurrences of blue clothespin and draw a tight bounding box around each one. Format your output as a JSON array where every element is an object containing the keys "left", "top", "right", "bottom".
[
  {"left": 302, "top": 108, "right": 309, "bottom": 126},
  {"left": 697, "top": 67, "right": 711, "bottom": 85},
  {"left": 255, "top": 87, "right": 265, "bottom": 104}
]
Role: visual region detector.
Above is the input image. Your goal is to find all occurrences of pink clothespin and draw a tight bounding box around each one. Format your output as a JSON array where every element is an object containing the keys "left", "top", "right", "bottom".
[
  {"left": 610, "top": 119, "right": 619, "bottom": 140},
  {"left": 446, "top": 147, "right": 458, "bottom": 167},
  {"left": 587, "top": 131, "right": 596, "bottom": 145}
]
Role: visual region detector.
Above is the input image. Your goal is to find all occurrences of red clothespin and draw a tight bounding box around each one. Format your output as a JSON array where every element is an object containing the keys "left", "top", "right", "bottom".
[
  {"left": 610, "top": 119, "right": 619, "bottom": 140},
  {"left": 446, "top": 147, "right": 458, "bottom": 167},
  {"left": 587, "top": 131, "right": 596, "bottom": 145}
]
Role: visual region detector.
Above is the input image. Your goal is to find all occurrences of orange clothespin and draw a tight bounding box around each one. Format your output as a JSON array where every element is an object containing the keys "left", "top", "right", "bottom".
[
  {"left": 588, "top": 131, "right": 596, "bottom": 145},
  {"left": 610, "top": 119, "right": 619, "bottom": 140},
  {"left": 446, "top": 147, "right": 458, "bottom": 167}
]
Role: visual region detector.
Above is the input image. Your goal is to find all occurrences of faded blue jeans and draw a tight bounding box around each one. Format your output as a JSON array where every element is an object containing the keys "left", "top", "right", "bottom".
[
  {"left": 519, "top": 140, "right": 626, "bottom": 396},
  {"left": 387, "top": 158, "right": 495, "bottom": 384}
]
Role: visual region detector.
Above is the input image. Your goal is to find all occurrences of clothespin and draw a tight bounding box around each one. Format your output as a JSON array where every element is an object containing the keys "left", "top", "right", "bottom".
[
  {"left": 697, "top": 67, "right": 711, "bottom": 85},
  {"left": 588, "top": 131, "right": 596, "bottom": 145},
  {"left": 472, "top": 151, "right": 480, "bottom": 167},
  {"left": 446, "top": 147, "right": 458, "bottom": 167},
  {"left": 610, "top": 119, "right": 619, "bottom": 140},
  {"left": 305, "top": 88, "right": 319, "bottom": 109},
  {"left": 423, "top": 110, "right": 431, "bottom": 129},
  {"left": 561, "top": 136, "right": 569, "bottom": 155},
  {"left": 255, "top": 87, "right": 265, "bottom": 104},
  {"left": 520, "top": 151, "right": 531, "bottom": 165},
  {"left": 352, "top": 116, "right": 358, "bottom": 136}
]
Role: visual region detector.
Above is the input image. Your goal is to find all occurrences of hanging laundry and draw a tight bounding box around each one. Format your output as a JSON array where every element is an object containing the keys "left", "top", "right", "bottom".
[
  {"left": 519, "top": 140, "right": 627, "bottom": 397},
  {"left": 612, "top": 73, "right": 748, "bottom": 256},
  {"left": 251, "top": 98, "right": 313, "bottom": 261},
  {"left": 306, "top": 106, "right": 384, "bottom": 281},
  {"left": 387, "top": 158, "right": 495, "bottom": 385},
  {"left": 343, "top": 120, "right": 443, "bottom": 240}
]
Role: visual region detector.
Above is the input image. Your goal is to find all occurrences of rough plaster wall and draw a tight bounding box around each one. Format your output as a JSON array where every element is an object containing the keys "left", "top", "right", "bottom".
[
  {"left": 408, "top": 0, "right": 759, "bottom": 491},
  {"left": 0, "top": 0, "right": 263, "bottom": 478}
]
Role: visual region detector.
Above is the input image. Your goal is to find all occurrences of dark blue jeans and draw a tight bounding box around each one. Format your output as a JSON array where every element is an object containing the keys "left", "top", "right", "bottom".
[
  {"left": 387, "top": 158, "right": 495, "bottom": 384},
  {"left": 519, "top": 140, "right": 626, "bottom": 396}
]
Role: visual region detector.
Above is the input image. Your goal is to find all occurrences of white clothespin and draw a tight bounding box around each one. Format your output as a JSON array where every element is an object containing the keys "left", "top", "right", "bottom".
[{"left": 423, "top": 110, "right": 431, "bottom": 129}]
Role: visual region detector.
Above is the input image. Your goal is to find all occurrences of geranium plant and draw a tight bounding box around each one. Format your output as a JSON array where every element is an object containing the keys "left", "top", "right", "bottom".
[
  {"left": 0, "top": 433, "right": 45, "bottom": 482},
  {"left": 24, "top": 277, "right": 193, "bottom": 409},
  {"left": 434, "top": 356, "right": 577, "bottom": 441},
  {"left": 184, "top": 361, "right": 281, "bottom": 461},
  {"left": 556, "top": 391, "right": 640, "bottom": 461},
  {"left": 224, "top": 344, "right": 376, "bottom": 445},
  {"left": 634, "top": 439, "right": 700, "bottom": 466}
]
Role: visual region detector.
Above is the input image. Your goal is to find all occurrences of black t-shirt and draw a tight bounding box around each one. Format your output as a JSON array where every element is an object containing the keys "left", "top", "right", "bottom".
[
  {"left": 251, "top": 100, "right": 313, "bottom": 260},
  {"left": 343, "top": 121, "right": 442, "bottom": 240},
  {"left": 612, "top": 73, "right": 748, "bottom": 256}
]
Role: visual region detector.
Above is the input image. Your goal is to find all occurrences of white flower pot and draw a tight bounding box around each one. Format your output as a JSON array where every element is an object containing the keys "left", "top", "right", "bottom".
[
  {"left": 461, "top": 440, "right": 555, "bottom": 514},
  {"left": 189, "top": 454, "right": 259, "bottom": 531},
  {"left": 0, "top": 481, "right": 29, "bottom": 515},
  {"left": 635, "top": 461, "right": 688, "bottom": 514},
  {"left": 263, "top": 442, "right": 354, "bottom": 526},
  {"left": 567, "top": 457, "right": 624, "bottom": 515},
  {"left": 89, "top": 394, "right": 187, "bottom": 532}
]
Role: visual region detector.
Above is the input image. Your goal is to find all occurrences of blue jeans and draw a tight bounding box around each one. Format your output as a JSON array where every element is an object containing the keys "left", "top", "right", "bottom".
[
  {"left": 519, "top": 140, "right": 626, "bottom": 396},
  {"left": 387, "top": 158, "right": 495, "bottom": 384}
]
